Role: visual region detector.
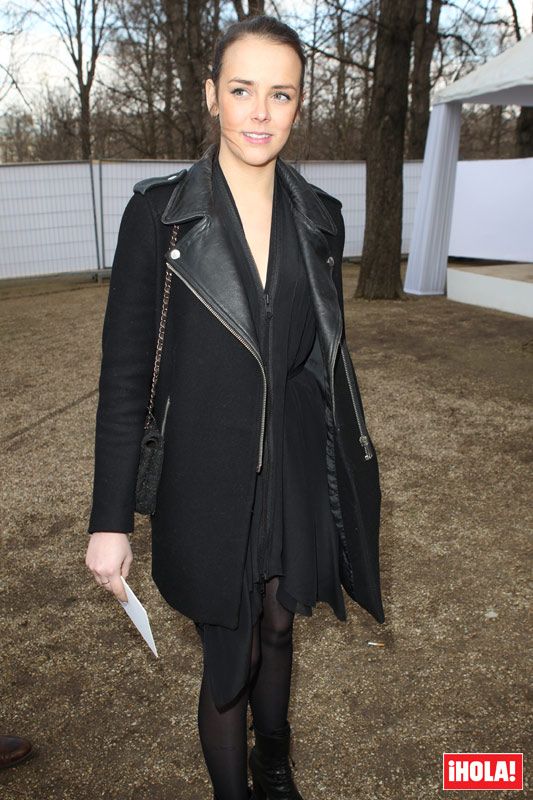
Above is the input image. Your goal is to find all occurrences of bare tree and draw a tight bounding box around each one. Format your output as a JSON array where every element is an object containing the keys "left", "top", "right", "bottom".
[
  {"left": 2, "top": 0, "right": 527, "bottom": 164},
  {"left": 303, "top": 1, "right": 320, "bottom": 157},
  {"left": 232, "top": 0, "right": 265, "bottom": 20},
  {"left": 96, "top": 0, "right": 219, "bottom": 159},
  {"left": 171, "top": 0, "right": 210, "bottom": 158},
  {"left": 357, "top": 0, "right": 416, "bottom": 299},
  {"left": 291, "top": 0, "right": 377, "bottom": 160},
  {"left": 0, "top": 8, "right": 33, "bottom": 109},
  {"left": 103, "top": 0, "right": 166, "bottom": 158},
  {"left": 28, "top": 0, "right": 111, "bottom": 158}
]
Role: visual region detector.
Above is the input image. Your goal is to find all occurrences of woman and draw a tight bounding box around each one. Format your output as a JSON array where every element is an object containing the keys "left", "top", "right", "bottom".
[{"left": 85, "top": 15, "right": 384, "bottom": 800}]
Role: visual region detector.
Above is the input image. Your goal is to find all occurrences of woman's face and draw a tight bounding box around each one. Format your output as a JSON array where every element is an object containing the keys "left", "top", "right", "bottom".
[{"left": 205, "top": 35, "right": 303, "bottom": 167}]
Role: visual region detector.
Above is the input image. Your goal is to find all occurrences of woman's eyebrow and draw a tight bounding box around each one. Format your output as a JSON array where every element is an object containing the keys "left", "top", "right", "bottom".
[{"left": 228, "top": 77, "right": 296, "bottom": 90}]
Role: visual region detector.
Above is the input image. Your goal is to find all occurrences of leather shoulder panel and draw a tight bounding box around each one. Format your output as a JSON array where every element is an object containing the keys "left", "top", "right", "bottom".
[{"left": 133, "top": 168, "right": 188, "bottom": 195}]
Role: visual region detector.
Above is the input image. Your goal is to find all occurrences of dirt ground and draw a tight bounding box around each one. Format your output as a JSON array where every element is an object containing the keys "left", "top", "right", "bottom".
[{"left": 0, "top": 262, "right": 530, "bottom": 800}]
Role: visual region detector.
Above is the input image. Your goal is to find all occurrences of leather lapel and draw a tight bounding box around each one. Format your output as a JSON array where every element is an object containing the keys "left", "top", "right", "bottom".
[
  {"left": 162, "top": 146, "right": 261, "bottom": 360},
  {"left": 289, "top": 206, "right": 343, "bottom": 387},
  {"left": 161, "top": 143, "right": 343, "bottom": 375},
  {"left": 275, "top": 157, "right": 343, "bottom": 385}
]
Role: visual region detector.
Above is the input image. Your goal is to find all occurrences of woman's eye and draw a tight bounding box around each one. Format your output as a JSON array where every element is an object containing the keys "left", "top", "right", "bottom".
[{"left": 229, "top": 88, "right": 291, "bottom": 102}]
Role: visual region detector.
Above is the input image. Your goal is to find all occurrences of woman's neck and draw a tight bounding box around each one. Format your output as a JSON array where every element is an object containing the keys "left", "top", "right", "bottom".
[{"left": 216, "top": 139, "right": 276, "bottom": 206}]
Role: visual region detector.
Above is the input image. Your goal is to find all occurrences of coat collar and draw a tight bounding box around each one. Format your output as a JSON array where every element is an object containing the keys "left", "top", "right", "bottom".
[
  {"left": 161, "top": 142, "right": 337, "bottom": 236},
  {"left": 161, "top": 142, "right": 342, "bottom": 385}
]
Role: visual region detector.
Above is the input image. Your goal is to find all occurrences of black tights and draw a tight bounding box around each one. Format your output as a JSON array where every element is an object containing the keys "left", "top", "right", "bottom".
[{"left": 196, "top": 576, "right": 295, "bottom": 800}]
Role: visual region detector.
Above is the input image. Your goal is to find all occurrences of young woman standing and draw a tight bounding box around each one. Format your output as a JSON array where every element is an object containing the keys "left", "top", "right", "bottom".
[{"left": 85, "top": 15, "right": 384, "bottom": 800}]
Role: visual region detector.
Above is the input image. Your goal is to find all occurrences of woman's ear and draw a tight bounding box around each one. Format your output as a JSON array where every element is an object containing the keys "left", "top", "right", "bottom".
[{"left": 205, "top": 78, "right": 218, "bottom": 117}]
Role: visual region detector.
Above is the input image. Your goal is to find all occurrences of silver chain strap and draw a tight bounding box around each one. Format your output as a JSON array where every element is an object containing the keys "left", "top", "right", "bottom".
[{"left": 144, "top": 223, "right": 180, "bottom": 428}]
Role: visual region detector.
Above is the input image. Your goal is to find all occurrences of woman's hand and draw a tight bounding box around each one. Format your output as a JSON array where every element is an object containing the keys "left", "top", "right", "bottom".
[{"left": 85, "top": 532, "right": 133, "bottom": 602}]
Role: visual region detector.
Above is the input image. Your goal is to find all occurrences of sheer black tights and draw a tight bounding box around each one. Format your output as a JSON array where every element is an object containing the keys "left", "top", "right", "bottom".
[
  {"left": 196, "top": 576, "right": 295, "bottom": 800},
  {"left": 249, "top": 576, "right": 295, "bottom": 734}
]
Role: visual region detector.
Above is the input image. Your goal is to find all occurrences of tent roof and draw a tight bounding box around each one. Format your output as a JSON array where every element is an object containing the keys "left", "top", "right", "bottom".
[{"left": 433, "top": 32, "right": 533, "bottom": 107}]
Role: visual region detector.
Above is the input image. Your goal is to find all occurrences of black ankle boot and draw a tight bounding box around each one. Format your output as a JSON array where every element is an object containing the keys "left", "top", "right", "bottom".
[{"left": 248, "top": 720, "right": 304, "bottom": 800}]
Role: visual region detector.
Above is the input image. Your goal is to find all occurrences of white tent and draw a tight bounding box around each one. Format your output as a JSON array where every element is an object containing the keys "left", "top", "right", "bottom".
[{"left": 404, "top": 33, "right": 533, "bottom": 295}]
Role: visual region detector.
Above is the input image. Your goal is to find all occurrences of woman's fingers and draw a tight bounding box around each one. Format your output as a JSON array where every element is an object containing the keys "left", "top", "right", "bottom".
[
  {"left": 121, "top": 556, "right": 132, "bottom": 581},
  {"left": 94, "top": 572, "right": 128, "bottom": 602},
  {"left": 85, "top": 531, "right": 133, "bottom": 602},
  {"left": 109, "top": 574, "right": 128, "bottom": 602}
]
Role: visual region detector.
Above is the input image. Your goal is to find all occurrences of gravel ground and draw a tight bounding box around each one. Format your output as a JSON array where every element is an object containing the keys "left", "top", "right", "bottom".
[{"left": 0, "top": 263, "right": 530, "bottom": 800}]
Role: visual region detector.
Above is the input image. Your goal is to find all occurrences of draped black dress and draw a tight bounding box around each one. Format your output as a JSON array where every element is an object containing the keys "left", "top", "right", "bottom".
[{"left": 194, "top": 153, "right": 347, "bottom": 711}]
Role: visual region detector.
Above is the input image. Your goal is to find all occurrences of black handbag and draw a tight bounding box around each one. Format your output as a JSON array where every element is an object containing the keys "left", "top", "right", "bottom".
[{"left": 135, "top": 223, "right": 179, "bottom": 515}]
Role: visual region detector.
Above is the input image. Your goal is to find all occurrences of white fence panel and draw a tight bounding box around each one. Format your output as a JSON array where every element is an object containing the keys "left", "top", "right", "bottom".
[
  {"left": 5, "top": 157, "right": 529, "bottom": 280},
  {"left": 0, "top": 158, "right": 424, "bottom": 278},
  {"left": 0, "top": 162, "right": 98, "bottom": 278}
]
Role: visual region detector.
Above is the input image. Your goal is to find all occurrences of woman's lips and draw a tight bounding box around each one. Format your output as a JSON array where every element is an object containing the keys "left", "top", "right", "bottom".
[{"left": 242, "top": 131, "right": 273, "bottom": 144}]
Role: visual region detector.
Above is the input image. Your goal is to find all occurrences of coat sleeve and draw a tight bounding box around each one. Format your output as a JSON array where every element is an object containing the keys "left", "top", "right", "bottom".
[
  {"left": 87, "top": 192, "right": 160, "bottom": 535},
  {"left": 329, "top": 202, "right": 374, "bottom": 435}
]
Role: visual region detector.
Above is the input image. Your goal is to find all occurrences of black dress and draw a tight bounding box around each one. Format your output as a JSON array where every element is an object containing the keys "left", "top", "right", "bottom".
[{"left": 194, "top": 153, "right": 347, "bottom": 711}]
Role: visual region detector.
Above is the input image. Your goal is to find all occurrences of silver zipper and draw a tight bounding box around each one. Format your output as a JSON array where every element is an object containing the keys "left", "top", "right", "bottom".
[
  {"left": 240, "top": 221, "right": 275, "bottom": 580},
  {"left": 161, "top": 395, "right": 171, "bottom": 435},
  {"left": 330, "top": 331, "right": 342, "bottom": 427},
  {"left": 339, "top": 342, "right": 374, "bottom": 461},
  {"left": 166, "top": 260, "right": 268, "bottom": 472}
]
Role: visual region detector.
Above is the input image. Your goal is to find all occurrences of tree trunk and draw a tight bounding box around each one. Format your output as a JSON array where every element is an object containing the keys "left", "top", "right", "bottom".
[
  {"left": 407, "top": 0, "right": 442, "bottom": 159},
  {"left": 162, "top": 0, "right": 177, "bottom": 159},
  {"left": 334, "top": 7, "right": 348, "bottom": 158},
  {"left": 517, "top": 107, "right": 533, "bottom": 156},
  {"left": 357, "top": 0, "right": 416, "bottom": 299},
  {"left": 305, "top": 3, "right": 318, "bottom": 159},
  {"left": 169, "top": 0, "right": 207, "bottom": 158},
  {"left": 80, "top": 85, "right": 92, "bottom": 159}
]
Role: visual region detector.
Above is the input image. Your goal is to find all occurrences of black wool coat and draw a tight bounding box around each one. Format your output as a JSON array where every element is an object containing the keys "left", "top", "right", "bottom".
[{"left": 87, "top": 143, "right": 385, "bottom": 628}]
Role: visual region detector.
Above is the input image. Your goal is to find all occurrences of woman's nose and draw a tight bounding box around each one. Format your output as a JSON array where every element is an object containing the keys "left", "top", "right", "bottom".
[{"left": 252, "top": 98, "right": 271, "bottom": 121}]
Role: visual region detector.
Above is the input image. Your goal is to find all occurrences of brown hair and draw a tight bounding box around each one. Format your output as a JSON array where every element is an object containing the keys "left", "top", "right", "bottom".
[{"left": 201, "top": 15, "right": 306, "bottom": 152}]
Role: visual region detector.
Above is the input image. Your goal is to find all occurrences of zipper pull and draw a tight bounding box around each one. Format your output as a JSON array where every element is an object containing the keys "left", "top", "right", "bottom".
[
  {"left": 359, "top": 434, "right": 373, "bottom": 460},
  {"left": 264, "top": 292, "right": 273, "bottom": 320}
]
